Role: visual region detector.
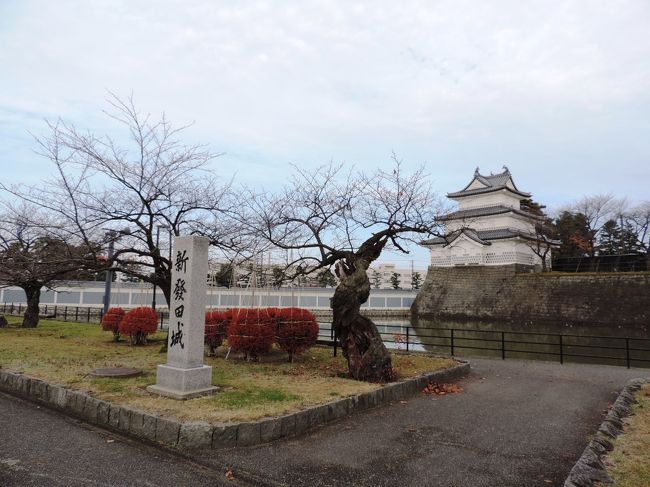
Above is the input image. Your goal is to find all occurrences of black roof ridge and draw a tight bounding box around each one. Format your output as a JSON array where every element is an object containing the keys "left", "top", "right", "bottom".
[
  {"left": 421, "top": 227, "right": 561, "bottom": 246},
  {"left": 448, "top": 166, "right": 530, "bottom": 199},
  {"left": 439, "top": 204, "right": 545, "bottom": 221}
]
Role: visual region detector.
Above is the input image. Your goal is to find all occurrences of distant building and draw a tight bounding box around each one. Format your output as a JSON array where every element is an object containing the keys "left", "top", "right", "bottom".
[{"left": 421, "top": 167, "right": 558, "bottom": 269}]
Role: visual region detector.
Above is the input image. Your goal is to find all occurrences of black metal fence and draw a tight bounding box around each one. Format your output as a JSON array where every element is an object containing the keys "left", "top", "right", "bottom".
[
  {"left": 3, "top": 303, "right": 649, "bottom": 369},
  {"left": 0, "top": 303, "right": 170, "bottom": 329},
  {"left": 320, "top": 323, "right": 650, "bottom": 369},
  {"left": 552, "top": 254, "right": 649, "bottom": 273}
]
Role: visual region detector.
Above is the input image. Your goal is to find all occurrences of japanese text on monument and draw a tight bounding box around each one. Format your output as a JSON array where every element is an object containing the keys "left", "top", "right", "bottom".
[{"left": 170, "top": 249, "right": 188, "bottom": 349}]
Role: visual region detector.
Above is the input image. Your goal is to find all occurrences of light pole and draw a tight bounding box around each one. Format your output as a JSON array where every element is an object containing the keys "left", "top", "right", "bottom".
[
  {"left": 103, "top": 228, "right": 130, "bottom": 316},
  {"left": 152, "top": 224, "right": 170, "bottom": 310}
]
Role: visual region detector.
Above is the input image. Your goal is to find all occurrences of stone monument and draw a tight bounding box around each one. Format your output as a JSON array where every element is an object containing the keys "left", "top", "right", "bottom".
[{"left": 147, "top": 235, "right": 217, "bottom": 399}]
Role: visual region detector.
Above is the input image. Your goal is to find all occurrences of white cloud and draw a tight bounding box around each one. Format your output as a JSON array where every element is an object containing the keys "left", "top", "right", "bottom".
[{"left": 1, "top": 0, "right": 649, "bottom": 263}]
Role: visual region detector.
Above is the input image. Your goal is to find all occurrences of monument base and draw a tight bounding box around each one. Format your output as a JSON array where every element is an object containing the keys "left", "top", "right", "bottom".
[{"left": 147, "top": 364, "right": 218, "bottom": 400}]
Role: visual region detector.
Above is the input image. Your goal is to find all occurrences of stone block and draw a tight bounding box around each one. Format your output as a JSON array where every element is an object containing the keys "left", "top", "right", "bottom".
[
  {"left": 178, "top": 421, "right": 213, "bottom": 449},
  {"left": 237, "top": 421, "right": 261, "bottom": 447},
  {"left": 294, "top": 410, "right": 310, "bottom": 435},
  {"left": 259, "top": 418, "right": 282, "bottom": 444},
  {"left": 212, "top": 424, "right": 237, "bottom": 449},
  {"left": 148, "top": 364, "right": 216, "bottom": 400},
  {"left": 48, "top": 385, "right": 68, "bottom": 409},
  {"left": 96, "top": 400, "right": 110, "bottom": 425},
  {"left": 82, "top": 396, "right": 100, "bottom": 423},
  {"left": 129, "top": 410, "right": 146, "bottom": 437},
  {"left": 280, "top": 414, "right": 296, "bottom": 438},
  {"left": 16, "top": 376, "right": 30, "bottom": 396},
  {"left": 329, "top": 398, "right": 349, "bottom": 419},
  {"left": 156, "top": 416, "right": 181, "bottom": 446},
  {"left": 307, "top": 405, "right": 327, "bottom": 428},
  {"left": 142, "top": 414, "right": 157, "bottom": 441},
  {"left": 68, "top": 391, "right": 87, "bottom": 416},
  {"left": 599, "top": 421, "right": 620, "bottom": 438},
  {"left": 119, "top": 407, "right": 132, "bottom": 432},
  {"left": 108, "top": 404, "right": 121, "bottom": 429},
  {"left": 0, "top": 371, "right": 15, "bottom": 389},
  {"left": 30, "top": 380, "right": 48, "bottom": 402}
]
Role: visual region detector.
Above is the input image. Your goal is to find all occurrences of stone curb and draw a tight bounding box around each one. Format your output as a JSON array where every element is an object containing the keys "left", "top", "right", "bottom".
[
  {"left": 564, "top": 377, "right": 650, "bottom": 487},
  {"left": 0, "top": 360, "right": 469, "bottom": 450}
]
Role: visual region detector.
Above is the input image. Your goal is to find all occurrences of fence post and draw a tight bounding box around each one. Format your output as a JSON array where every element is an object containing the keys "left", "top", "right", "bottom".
[
  {"left": 75, "top": 307, "right": 79, "bottom": 322},
  {"left": 406, "top": 327, "right": 410, "bottom": 352},
  {"left": 64, "top": 306, "right": 68, "bottom": 321},
  {"left": 87, "top": 307, "right": 91, "bottom": 322},
  {"left": 159, "top": 311, "right": 164, "bottom": 330},
  {"left": 451, "top": 329, "right": 455, "bottom": 356},
  {"left": 625, "top": 338, "right": 630, "bottom": 369},
  {"left": 18, "top": 304, "right": 22, "bottom": 315},
  {"left": 333, "top": 328, "right": 337, "bottom": 357},
  {"left": 559, "top": 335, "right": 564, "bottom": 364},
  {"left": 501, "top": 332, "right": 506, "bottom": 360}
]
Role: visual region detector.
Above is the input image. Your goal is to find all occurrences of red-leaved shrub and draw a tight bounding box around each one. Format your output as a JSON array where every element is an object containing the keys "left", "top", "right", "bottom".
[
  {"left": 101, "top": 307, "right": 125, "bottom": 342},
  {"left": 119, "top": 307, "right": 158, "bottom": 345},
  {"left": 227, "top": 308, "right": 274, "bottom": 360},
  {"left": 274, "top": 307, "right": 319, "bottom": 362},
  {"left": 205, "top": 310, "right": 227, "bottom": 355}
]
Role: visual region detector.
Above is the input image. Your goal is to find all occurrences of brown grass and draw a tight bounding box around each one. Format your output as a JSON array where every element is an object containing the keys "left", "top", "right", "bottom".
[{"left": 0, "top": 317, "right": 457, "bottom": 422}]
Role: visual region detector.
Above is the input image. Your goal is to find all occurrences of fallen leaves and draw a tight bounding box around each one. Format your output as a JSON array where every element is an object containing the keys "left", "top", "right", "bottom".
[
  {"left": 225, "top": 468, "right": 235, "bottom": 481},
  {"left": 422, "top": 382, "right": 464, "bottom": 396}
]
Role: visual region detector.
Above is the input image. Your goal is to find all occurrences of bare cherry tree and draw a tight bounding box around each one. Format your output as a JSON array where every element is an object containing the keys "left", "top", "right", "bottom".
[
  {"left": 0, "top": 203, "right": 100, "bottom": 327},
  {"left": 626, "top": 201, "right": 650, "bottom": 253},
  {"left": 244, "top": 157, "right": 443, "bottom": 382},
  {"left": 3, "top": 94, "right": 238, "bottom": 307}
]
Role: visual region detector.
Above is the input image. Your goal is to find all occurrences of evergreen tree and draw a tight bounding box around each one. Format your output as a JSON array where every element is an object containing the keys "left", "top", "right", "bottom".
[
  {"left": 371, "top": 270, "right": 382, "bottom": 289},
  {"left": 316, "top": 268, "right": 337, "bottom": 287},
  {"left": 411, "top": 271, "right": 422, "bottom": 290},
  {"left": 389, "top": 272, "right": 401, "bottom": 290}
]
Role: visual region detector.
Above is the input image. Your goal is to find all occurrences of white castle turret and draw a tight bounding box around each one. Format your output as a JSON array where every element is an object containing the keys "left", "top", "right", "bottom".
[{"left": 422, "top": 167, "right": 557, "bottom": 269}]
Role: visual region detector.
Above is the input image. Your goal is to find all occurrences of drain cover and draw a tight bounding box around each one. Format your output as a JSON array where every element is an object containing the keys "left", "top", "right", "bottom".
[{"left": 90, "top": 367, "right": 142, "bottom": 378}]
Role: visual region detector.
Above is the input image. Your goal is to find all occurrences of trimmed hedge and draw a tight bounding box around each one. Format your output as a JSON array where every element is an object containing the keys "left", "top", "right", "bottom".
[
  {"left": 101, "top": 307, "right": 125, "bottom": 342},
  {"left": 227, "top": 308, "right": 275, "bottom": 360},
  {"left": 273, "top": 307, "right": 319, "bottom": 362},
  {"left": 119, "top": 307, "right": 158, "bottom": 345}
]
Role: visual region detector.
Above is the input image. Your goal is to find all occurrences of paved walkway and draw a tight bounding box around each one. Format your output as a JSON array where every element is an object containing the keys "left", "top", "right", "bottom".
[
  {"left": 1, "top": 358, "right": 646, "bottom": 486},
  {"left": 199, "top": 359, "right": 646, "bottom": 487},
  {"left": 0, "top": 392, "right": 238, "bottom": 487}
]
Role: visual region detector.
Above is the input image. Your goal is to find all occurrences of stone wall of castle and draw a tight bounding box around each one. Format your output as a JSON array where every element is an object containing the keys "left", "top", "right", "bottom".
[{"left": 411, "top": 265, "right": 650, "bottom": 326}]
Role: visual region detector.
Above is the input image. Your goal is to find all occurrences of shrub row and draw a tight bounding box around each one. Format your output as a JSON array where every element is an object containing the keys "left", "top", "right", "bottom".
[
  {"left": 205, "top": 307, "right": 319, "bottom": 361},
  {"left": 101, "top": 305, "right": 319, "bottom": 360}
]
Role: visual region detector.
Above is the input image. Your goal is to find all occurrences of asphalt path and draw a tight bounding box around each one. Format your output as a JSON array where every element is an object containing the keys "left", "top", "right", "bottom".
[
  {"left": 0, "top": 391, "right": 242, "bottom": 487},
  {"left": 1, "top": 358, "right": 646, "bottom": 486},
  {"left": 199, "top": 358, "right": 646, "bottom": 487}
]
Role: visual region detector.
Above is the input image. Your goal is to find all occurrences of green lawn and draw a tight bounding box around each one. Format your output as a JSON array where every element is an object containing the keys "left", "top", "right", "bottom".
[{"left": 0, "top": 317, "right": 457, "bottom": 422}]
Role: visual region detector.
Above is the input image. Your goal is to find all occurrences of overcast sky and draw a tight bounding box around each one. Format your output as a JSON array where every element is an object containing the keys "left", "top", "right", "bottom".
[{"left": 1, "top": 0, "right": 649, "bottom": 267}]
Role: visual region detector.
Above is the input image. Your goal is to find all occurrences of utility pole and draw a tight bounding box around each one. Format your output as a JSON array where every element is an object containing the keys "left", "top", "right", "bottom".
[
  {"left": 152, "top": 224, "right": 171, "bottom": 310},
  {"left": 103, "top": 228, "right": 130, "bottom": 315}
]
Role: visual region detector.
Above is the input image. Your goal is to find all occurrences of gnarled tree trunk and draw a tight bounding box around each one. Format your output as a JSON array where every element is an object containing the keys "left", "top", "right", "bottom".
[
  {"left": 331, "top": 260, "right": 394, "bottom": 382},
  {"left": 22, "top": 285, "right": 41, "bottom": 328}
]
